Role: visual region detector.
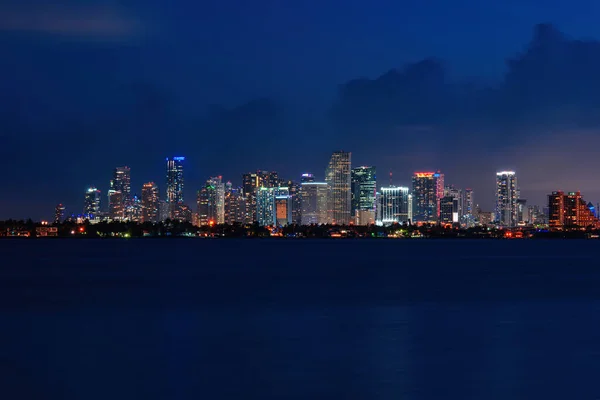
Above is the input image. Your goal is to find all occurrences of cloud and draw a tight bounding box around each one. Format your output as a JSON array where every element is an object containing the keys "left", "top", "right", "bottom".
[{"left": 0, "top": 3, "right": 141, "bottom": 38}]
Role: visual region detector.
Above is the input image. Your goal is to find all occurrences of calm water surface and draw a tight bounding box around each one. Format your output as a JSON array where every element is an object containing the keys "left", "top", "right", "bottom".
[{"left": 0, "top": 239, "right": 599, "bottom": 399}]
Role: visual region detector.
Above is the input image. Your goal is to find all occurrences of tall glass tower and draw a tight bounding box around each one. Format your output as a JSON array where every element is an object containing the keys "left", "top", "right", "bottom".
[
  {"left": 496, "top": 171, "right": 518, "bottom": 227},
  {"left": 412, "top": 171, "right": 444, "bottom": 223},
  {"left": 83, "top": 187, "right": 101, "bottom": 217},
  {"left": 166, "top": 157, "right": 185, "bottom": 217},
  {"left": 351, "top": 166, "right": 376, "bottom": 217},
  {"left": 325, "top": 151, "right": 351, "bottom": 225}
]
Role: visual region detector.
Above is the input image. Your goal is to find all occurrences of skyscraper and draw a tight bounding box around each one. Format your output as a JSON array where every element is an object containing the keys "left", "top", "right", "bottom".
[
  {"left": 107, "top": 189, "right": 124, "bottom": 220},
  {"left": 166, "top": 157, "right": 185, "bottom": 218},
  {"left": 301, "top": 182, "right": 329, "bottom": 225},
  {"left": 109, "top": 166, "right": 130, "bottom": 219},
  {"left": 83, "top": 187, "right": 101, "bottom": 217},
  {"left": 274, "top": 187, "right": 292, "bottom": 226},
  {"left": 197, "top": 176, "right": 225, "bottom": 225},
  {"left": 440, "top": 195, "right": 459, "bottom": 224},
  {"left": 54, "top": 204, "right": 65, "bottom": 223},
  {"left": 412, "top": 172, "right": 444, "bottom": 223},
  {"left": 380, "top": 186, "right": 411, "bottom": 225},
  {"left": 224, "top": 183, "right": 246, "bottom": 224},
  {"left": 141, "top": 182, "right": 159, "bottom": 223},
  {"left": 496, "top": 171, "right": 518, "bottom": 227},
  {"left": 256, "top": 187, "right": 276, "bottom": 226},
  {"left": 325, "top": 151, "right": 351, "bottom": 225},
  {"left": 351, "top": 166, "right": 377, "bottom": 221},
  {"left": 548, "top": 191, "right": 599, "bottom": 229},
  {"left": 242, "top": 170, "right": 280, "bottom": 222},
  {"left": 301, "top": 173, "right": 315, "bottom": 183}
]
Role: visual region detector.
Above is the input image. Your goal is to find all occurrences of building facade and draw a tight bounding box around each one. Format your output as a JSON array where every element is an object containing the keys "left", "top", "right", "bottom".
[
  {"left": 548, "top": 191, "right": 599, "bottom": 229},
  {"left": 242, "top": 170, "right": 280, "bottom": 223},
  {"left": 141, "top": 182, "right": 159, "bottom": 223},
  {"left": 325, "top": 151, "right": 351, "bottom": 225},
  {"left": 224, "top": 183, "right": 246, "bottom": 224},
  {"left": 166, "top": 157, "right": 185, "bottom": 218},
  {"left": 351, "top": 166, "right": 377, "bottom": 222},
  {"left": 256, "top": 187, "right": 276, "bottom": 226},
  {"left": 496, "top": 171, "right": 518, "bottom": 227},
  {"left": 197, "top": 176, "right": 225, "bottom": 226},
  {"left": 379, "top": 186, "right": 411, "bottom": 225},
  {"left": 83, "top": 187, "right": 101, "bottom": 218},
  {"left": 300, "top": 182, "right": 329, "bottom": 225},
  {"left": 412, "top": 172, "right": 444, "bottom": 223}
]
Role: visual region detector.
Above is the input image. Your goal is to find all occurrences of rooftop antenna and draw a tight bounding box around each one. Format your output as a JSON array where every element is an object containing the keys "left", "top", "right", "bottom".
[{"left": 389, "top": 170, "right": 393, "bottom": 186}]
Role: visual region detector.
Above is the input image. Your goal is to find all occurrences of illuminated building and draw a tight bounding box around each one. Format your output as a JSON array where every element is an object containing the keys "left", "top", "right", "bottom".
[
  {"left": 282, "top": 180, "right": 302, "bottom": 224},
  {"left": 380, "top": 186, "right": 411, "bottom": 225},
  {"left": 124, "top": 195, "right": 143, "bottom": 222},
  {"left": 166, "top": 157, "right": 185, "bottom": 218},
  {"left": 141, "top": 182, "right": 159, "bottom": 223},
  {"left": 464, "top": 188, "right": 474, "bottom": 216},
  {"left": 256, "top": 187, "right": 276, "bottom": 226},
  {"left": 108, "top": 189, "right": 124, "bottom": 220},
  {"left": 351, "top": 166, "right": 376, "bottom": 221},
  {"left": 496, "top": 171, "right": 518, "bottom": 227},
  {"left": 301, "top": 182, "right": 328, "bottom": 225},
  {"left": 517, "top": 199, "right": 527, "bottom": 224},
  {"left": 54, "top": 204, "right": 65, "bottom": 223},
  {"left": 478, "top": 211, "right": 494, "bottom": 226},
  {"left": 197, "top": 176, "right": 225, "bottom": 226},
  {"left": 83, "top": 187, "right": 101, "bottom": 218},
  {"left": 242, "top": 170, "right": 280, "bottom": 223},
  {"left": 325, "top": 151, "right": 351, "bottom": 224},
  {"left": 548, "top": 191, "right": 599, "bottom": 229},
  {"left": 224, "top": 183, "right": 246, "bottom": 224},
  {"left": 412, "top": 172, "right": 444, "bottom": 222},
  {"left": 275, "top": 188, "right": 292, "bottom": 226},
  {"left": 301, "top": 173, "right": 315, "bottom": 183},
  {"left": 173, "top": 204, "right": 193, "bottom": 223},
  {"left": 440, "top": 195, "right": 459, "bottom": 224}
]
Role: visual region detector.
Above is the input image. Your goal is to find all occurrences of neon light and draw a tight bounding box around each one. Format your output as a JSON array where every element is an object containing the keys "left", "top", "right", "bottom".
[{"left": 414, "top": 172, "right": 435, "bottom": 178}]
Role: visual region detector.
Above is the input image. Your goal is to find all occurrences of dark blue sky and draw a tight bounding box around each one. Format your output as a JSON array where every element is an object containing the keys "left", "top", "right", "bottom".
[{"left": 3, "top": 0, "right": 600, "bottom": 219}]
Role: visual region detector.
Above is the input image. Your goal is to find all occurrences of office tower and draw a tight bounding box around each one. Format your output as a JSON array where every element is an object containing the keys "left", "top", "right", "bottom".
[
  {"left": 197, "top": 176, "right": 225, "bottom": 226},
  {"left": 108, "top": 189, "right": 124, "bottom": 220},
  {"left": 274, "top": 187, "right": 292, "bottom": 226},
  {"left": 281, "top": 180, "right": 302, "bottom": 224},
  {"left": 548, "top": 191, "right": 599, "bottom": 229},
  {"left": 444, "top": 185, "right": 463, "bottom": 218},
  {"left": 440, "top": 195, "right": 459, "bottom": 224},
  {"left": 141, "top": 182, "right": 159, "bottom": 223},
  {"left": 166, "top": 157, "right": 185, "bottom": 217},
  {"left": 300, "top": 182, "right": 329, "bottom": 225},
  {"left": 325, "top": 151, "right": 351, "bottom": 225},
  {"left": 54, "top": 204, "right": 65, "bottom": 223},
  {"left": 412, "top": 172, "right": 444, "bottom": 223},
  {"left": 380, "top": 186, "right": 411, "bottom": 225},
  {"left": 124, "top": 195, "right": 142, "bottom": 222},
  {"left": 83, "top": 187, "right": 101, "bottom": 217},
  {"left": 351, "top": 166, "right": 377, "bottom": 223},
  {"left": 242, "top": 170, "right": 280, "bottom": 222},
  {"left": 111, "top": 167, "right": 131, "bottom": 200},
  {"left": 301, "top": 173, "right": 315, "bottom": 183},
  {"left": 496, "top": 171, "right": 518, "bottom": 227},
  {"left": 158, "top": 200, "right": 170, "bottom": 222},
  {"left": 224, "top": 183, "right": 246, "bottom": 224},
  {"left": 464, "top": 189, "right": 474, "bottom": 216},
  {"left": 256, "top": 187, "right": 276, "bottom": 226}
]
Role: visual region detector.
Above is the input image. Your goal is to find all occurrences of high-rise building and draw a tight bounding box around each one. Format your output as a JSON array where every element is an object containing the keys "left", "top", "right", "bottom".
[
  {"left": 284, "top": 180, "right": 302, "bottom": 224},
  {"left": 517, "top": 199, "right": 527, "bottom": 224},
  {"left": 83, "top": 187, "right": 101, "bottom": 217},
  {"left": 380, "top": 186, "right": 411, "bottom": 225},
  {"left": 440, "top": 195, "right": 459, "bottom": 224},
  {"left": 197, "top": 176, "right": 225, "bottom": 226},
  {"left": 412, "top": 172, "right": 444, "bottom": 223},
  {"left": 275, "top": 187, "right": 292, "bottom": 226},
  {"left": 111, "top": 167, "right": 131, "bottom": 201},
  {"left": 54, "top": 204, "right": 65, "bottom": 223},
  {"left": 125, "top": 195, "right": 143, "bottom": 222},
  {"left": 242, "top": 170, "right": 280, "bottom": 222},
  {"left": 496, "top": 171, "right": 518, "bottom": 227},
  {"left": 325, "top": 151, "right": 351, "bottom": 225},
  {"left": 141, "top": 182, "right": 159, "bottom": 223},
  {"left": 301, "top": 173, "right": 315, "bottom": 183},
  {"left": 108, "top": 189, "right": 124, "bottom": 220},
  {"left": 224, "top": 183, "right": 246, "bottom": 224},
  {"left": 351, "top": 166, "right": 377, "bottom": 221},
  {"left": 166, "top": 157, "right": 185, "bottom": 218},
  {"left": 301, "top": 182, "right": 329, "bottom": 225},
  {"left": 464, "top": 188, "right": 474, "bottom": 216},
  {"left": 256, "top": 187, "right": 276, "bottom": 226},
  {"left": 548, "top": 191, "right": 599, "bottom": 229},
  {"left": 158, "top": 200, "right": 170, "bottom": 222}
]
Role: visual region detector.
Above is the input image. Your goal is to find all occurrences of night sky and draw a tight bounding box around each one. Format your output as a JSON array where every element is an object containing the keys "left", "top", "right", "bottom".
[{"left": 3, "top": 0, "right": 600, "bottom": 219}]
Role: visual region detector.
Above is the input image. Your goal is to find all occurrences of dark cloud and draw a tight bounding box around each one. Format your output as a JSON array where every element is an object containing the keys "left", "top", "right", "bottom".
[{"left": 0, "top": 2, "right": 142, "bottom": 39}]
